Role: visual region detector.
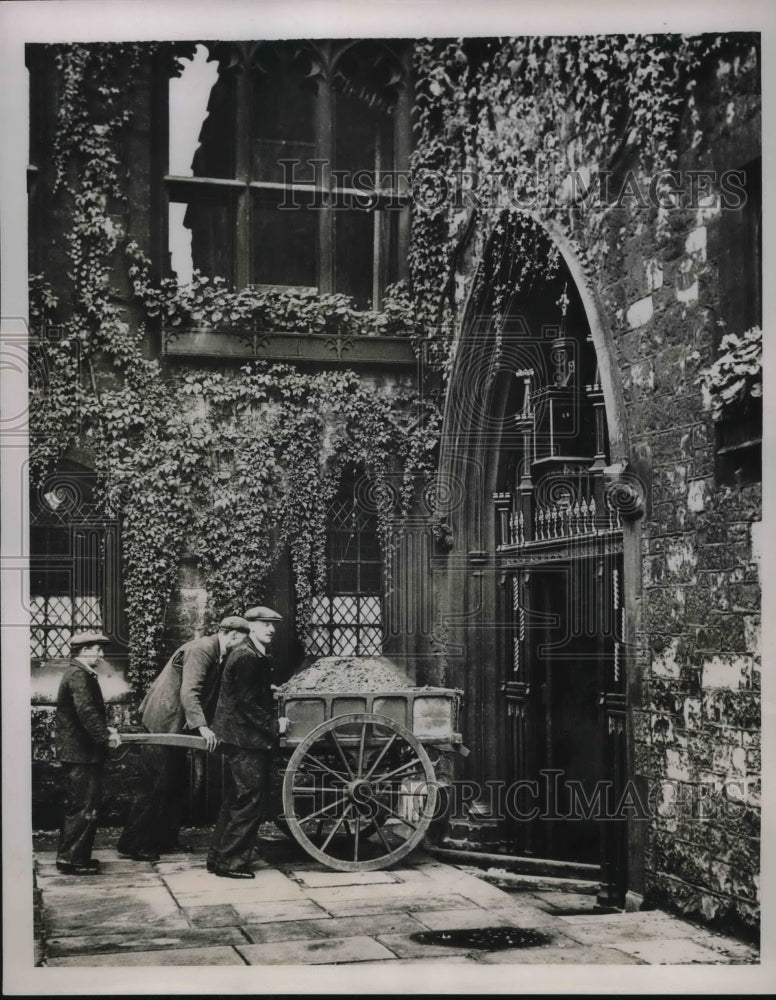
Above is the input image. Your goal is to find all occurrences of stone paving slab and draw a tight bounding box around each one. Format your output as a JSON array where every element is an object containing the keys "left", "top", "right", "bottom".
[
  {"left": 479, "top": 944, "right": 646, "bottom": 964},
  {"left": 37, "top": 870, "right": 164, "bottom": 890},
  {"left": 412, "top": 907, "right": 524, "bottom": 931},
  {"left": 557, "top": 910, "right": 709, "bottom": 946},
  {"left": 421, "top": 865, "right": 527, "bottom": 908},
  {"left": 687, "top": 934, "right": 760, "bottom": 963},
  {"left": 236, "top": 934, "right": 396, "bottom": 965},
  {"left": 482, "top": 901, "right": 562, "bottom": 928},
  {"left": 182, "top": 904, "right": 242, "bottom": 927},
  {"left": 166, "top": 869, "right": 306, "bottom": 907},
  {"left": 43, "top": 886, "right": 189, "bottom": 936},
  {"left": 311, "top": 912, "right": 427, "bottom": 938},
  {"left": 47, "top": 945, "right": 245, "bottom": 967},
  {"left": 289, "top": 869, "right": 398, "bottom": 888},
  {"left": 304, "top": 881, "right": 432, "bottom": 905},
  {"left": 374, "top": 932, "right": 480, "bottom": 960},
  {"left": 241, "top": 920, "right": 334, "bottom": 944},
  {"left": 316, "top": 892, "right": 476, "bottom": 918},
  {"left": 610, "top": 937, "right": 743, "bottom": 964},
  {"left": 231, "top": 898, "right": 331, "bottom": 924},
  {"left": 386, "top": 866, "right": 436, "bottom": 883},
  {"left": 45, "top": 926, "right": 248, "bottom": 958}
]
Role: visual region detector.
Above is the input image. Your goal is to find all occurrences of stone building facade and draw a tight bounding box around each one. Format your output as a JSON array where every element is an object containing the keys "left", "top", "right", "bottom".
[{"left": 27, "top": 34, "right": 761, "bottom": 939}]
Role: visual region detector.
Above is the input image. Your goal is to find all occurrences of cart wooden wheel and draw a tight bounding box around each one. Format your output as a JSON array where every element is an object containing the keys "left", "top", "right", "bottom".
[{"left": 282, "top": 713, "right": 439, "bottom": 872}]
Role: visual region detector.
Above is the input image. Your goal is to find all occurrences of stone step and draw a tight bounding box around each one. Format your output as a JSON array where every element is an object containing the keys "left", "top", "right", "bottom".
[
  {"left": 427, "top": 845, "right": 601, "bottom": 883},
  {"left": 459, "top": 865, "right": 601, "bottom": 896}
]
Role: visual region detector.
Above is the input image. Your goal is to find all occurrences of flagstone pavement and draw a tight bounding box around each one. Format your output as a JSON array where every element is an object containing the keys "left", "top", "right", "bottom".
[{"left": 33, "top": 835, "right": 759, "bottom": 968}]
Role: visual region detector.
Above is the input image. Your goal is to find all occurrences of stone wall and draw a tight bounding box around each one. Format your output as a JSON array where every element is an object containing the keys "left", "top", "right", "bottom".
[{"left": 596, "top": 48, "right": 761, "bottom": 937}]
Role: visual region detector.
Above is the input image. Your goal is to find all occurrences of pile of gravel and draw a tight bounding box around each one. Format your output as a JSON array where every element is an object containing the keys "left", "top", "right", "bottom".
[{"left": 277, "top": 655, "right": 413, "bottom": 694}]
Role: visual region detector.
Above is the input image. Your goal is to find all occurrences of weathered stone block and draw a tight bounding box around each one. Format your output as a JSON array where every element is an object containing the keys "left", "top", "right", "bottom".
[
  {"left": 697, "top": 543, "right": 746, "bottom": 571},
  {"left": 702, "top": 690, "right": 759, "bottom": 729},
  {"left": 645, "top": 258, "right": 664, "bottom": 291},
  {"left": 616, "top": 329, "right": 642, "bottom": 364},
  {"left": 683, "top": 587, "right": 713, "bottom": 624},
  {"left": 663, "top": 747, "right": 691, "bottom": 781},
  {"left": 650, "top": 636, "right": 682, "bottom": 679},
  {"left": 682, "top": 697, "right": 702, "bottom": 729},
  {"left": 687, "top": 478, "right": 710, "bottom": 512},
  {"left": 711, "top": 743, "right": 747, "bottom": 775},
  {"left": 701, "top": 653, "right": 752, "bottom": 689},
  {"left": 728, "top": 583, "right": 760, "bottom": 612},
  {"left": 664, "top": 536, "right": 698, "bottom": 582},
  {"left": 627, "top": 294, "right": 654, "bottom": 329}
]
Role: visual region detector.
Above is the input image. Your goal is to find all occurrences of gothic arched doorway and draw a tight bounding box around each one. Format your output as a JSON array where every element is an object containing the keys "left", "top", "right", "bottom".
[{"left": 436, "top": 215, "right": 641, "bottom": 905}]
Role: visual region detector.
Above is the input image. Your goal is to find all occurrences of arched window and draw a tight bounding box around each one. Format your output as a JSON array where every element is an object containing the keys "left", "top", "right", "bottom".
[
  {"left": 307, "top": 467, "right": 383, "bottom": 656},
  {"left": 29, "top": 464, "right": 123, "bottom": 660}
]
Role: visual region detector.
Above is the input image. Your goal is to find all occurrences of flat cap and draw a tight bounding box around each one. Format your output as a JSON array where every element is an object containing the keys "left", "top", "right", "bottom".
[
  {"left": 245, "top": 606, "right": 283, "bottom": 622},
  {"left": 70, "top": 630, "right": 111, "bottom": 649},
  {"left": 218, "top": 615, "right": 250, "bottom": 633}
]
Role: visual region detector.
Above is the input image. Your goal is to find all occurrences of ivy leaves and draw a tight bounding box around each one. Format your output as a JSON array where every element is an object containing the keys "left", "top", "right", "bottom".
[
  {"left": 410, "top": 34, "right": 754, "bottom": 370},
  {"left": 700, "top": 326, "right": 762, "bottom": 422},
  {"left": 126, "top": 242, "right": 413, "bottom": 338}
]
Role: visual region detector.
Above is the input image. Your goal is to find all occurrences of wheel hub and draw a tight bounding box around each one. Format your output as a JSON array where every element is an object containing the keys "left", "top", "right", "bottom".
[{"left": 346, "top": 778, "right": 374, "bottom": 804}]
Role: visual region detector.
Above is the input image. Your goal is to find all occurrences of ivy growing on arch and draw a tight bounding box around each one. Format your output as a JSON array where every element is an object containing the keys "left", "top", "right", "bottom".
[{"left": 409, "top": 34, "right": 753, "bottom": 372}]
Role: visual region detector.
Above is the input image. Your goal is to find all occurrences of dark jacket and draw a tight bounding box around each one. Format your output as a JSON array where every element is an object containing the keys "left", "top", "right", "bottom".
[
  {"left": 212, "top": 636, "right": 279, "bottom": 750},
  {"left": 56, "top": 659, "right": 110, "bottom": 763},
  {"left": 140, "top": 634, "right": 224, "bottom": 733}
]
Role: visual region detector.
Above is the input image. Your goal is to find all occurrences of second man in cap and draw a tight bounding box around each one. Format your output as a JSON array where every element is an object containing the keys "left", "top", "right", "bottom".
[{"left": 117, "top": 616, "right": 250, "bottom": 861}]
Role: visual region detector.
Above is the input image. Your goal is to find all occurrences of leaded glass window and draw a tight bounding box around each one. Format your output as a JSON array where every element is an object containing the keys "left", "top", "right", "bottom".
[{"left": 307, "top": 470, "right": 383, "bottom": 656}]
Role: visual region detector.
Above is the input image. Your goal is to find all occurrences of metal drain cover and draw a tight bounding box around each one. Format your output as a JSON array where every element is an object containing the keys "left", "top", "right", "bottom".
[{"left": 409, "top": 927, "right": 552, "bottom": 951}]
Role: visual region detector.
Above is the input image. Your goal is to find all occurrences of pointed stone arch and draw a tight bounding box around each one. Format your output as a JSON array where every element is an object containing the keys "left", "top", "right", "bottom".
[{"left": 432, "top": 208, "right": 644, "bottom": 902}]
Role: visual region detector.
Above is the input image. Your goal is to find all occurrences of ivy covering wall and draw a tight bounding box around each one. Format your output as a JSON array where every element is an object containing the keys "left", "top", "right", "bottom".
[
  {"left": 30, "top": 43, "right": 438, "bottom": 684},
  {"left": 409, "top": 35, "right": 755, "bottom": 367}
]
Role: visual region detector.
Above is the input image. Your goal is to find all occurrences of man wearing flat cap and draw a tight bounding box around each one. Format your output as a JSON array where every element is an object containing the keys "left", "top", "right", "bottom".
[
  {"left": 207, "top": 607, "right": 289, "bottom": 878},
  {"left": 55, "top": 631, "right": 121, "bottom": 875},
  {"left": 117, "top": 616, "right": 250, "bottom": 861}
]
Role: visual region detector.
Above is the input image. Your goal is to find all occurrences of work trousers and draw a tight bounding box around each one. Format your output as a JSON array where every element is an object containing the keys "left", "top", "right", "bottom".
[
  {"left": 57, "top": 761, "right": 103, "bottom": 865},
  {"left": 117, "top": 744, "right": 188, "bottom": 854},
  {"left": 208, "top": 748, "right": 271, "bottom": 871}
]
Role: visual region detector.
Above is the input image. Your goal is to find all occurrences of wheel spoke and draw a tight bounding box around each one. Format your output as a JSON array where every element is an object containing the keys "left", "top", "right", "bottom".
[
  {"left": 303, "top": 752, "right": 349, "bottom": 783},
  {"left": 296, "top": 792, "right": 348, "bottom": 826},
  {"left": 320, "top": 803, "right": 354, "bottom": 852},
  {"left": 353, "top": 815, "right": 361, "bottom": 861},
  {"left": 356, "top": 722, "right": 367, "bottom": 777},
  {"left": 328, "top": 729, "right": 354, "bottom": 779},
  {"left": 362, "top": 732, "right": 398, "bottom": 779},
  {"left": 369, "top": 758, "right": 426, "bottom": 784},
  {"left": 373, "top": 798, "right": 420, "bottom": 831},
  {"left": 373, "top": 816, "right": 394, "bottom": 854}
]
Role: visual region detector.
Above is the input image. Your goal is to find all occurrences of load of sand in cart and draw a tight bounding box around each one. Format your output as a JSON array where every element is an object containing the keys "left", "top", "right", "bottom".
[{"left": 276, "top": 654, "right": 415, "bottom": 694}]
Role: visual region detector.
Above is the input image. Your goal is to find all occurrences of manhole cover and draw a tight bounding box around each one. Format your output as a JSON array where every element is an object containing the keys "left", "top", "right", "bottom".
[{"left": 409, "top": 927, "right": 552, "bottom": 951}]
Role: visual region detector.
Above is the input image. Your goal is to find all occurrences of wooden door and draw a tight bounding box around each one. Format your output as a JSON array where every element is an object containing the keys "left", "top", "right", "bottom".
[{"left": 502, "top": 553, "right": 627, "bottom": 891}]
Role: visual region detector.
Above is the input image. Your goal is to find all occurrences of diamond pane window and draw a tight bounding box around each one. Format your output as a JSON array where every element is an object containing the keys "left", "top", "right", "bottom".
[
  {"left": 333, "top": 628, "right": 358, "bottom": 656},
  {"left": 306, "top": 467, "right": 384, "bottom": 657},
  {"left": 30, "top": 595, "right": 104, "bottom": 661},
  {"left": 360, "top": 628, "right": 382, "bottom": 654}
]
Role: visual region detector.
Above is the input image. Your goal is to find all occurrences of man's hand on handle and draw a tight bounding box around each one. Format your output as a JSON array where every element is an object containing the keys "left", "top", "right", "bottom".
[
  {"left": 278, "top": 716, "right": 291, "bottom": 735},
  {"left": 198, "top": 726, "right": 219, "bottom": 752},
  {"left": 107, "top": 726, "right": 121, "bottom": 749}
]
